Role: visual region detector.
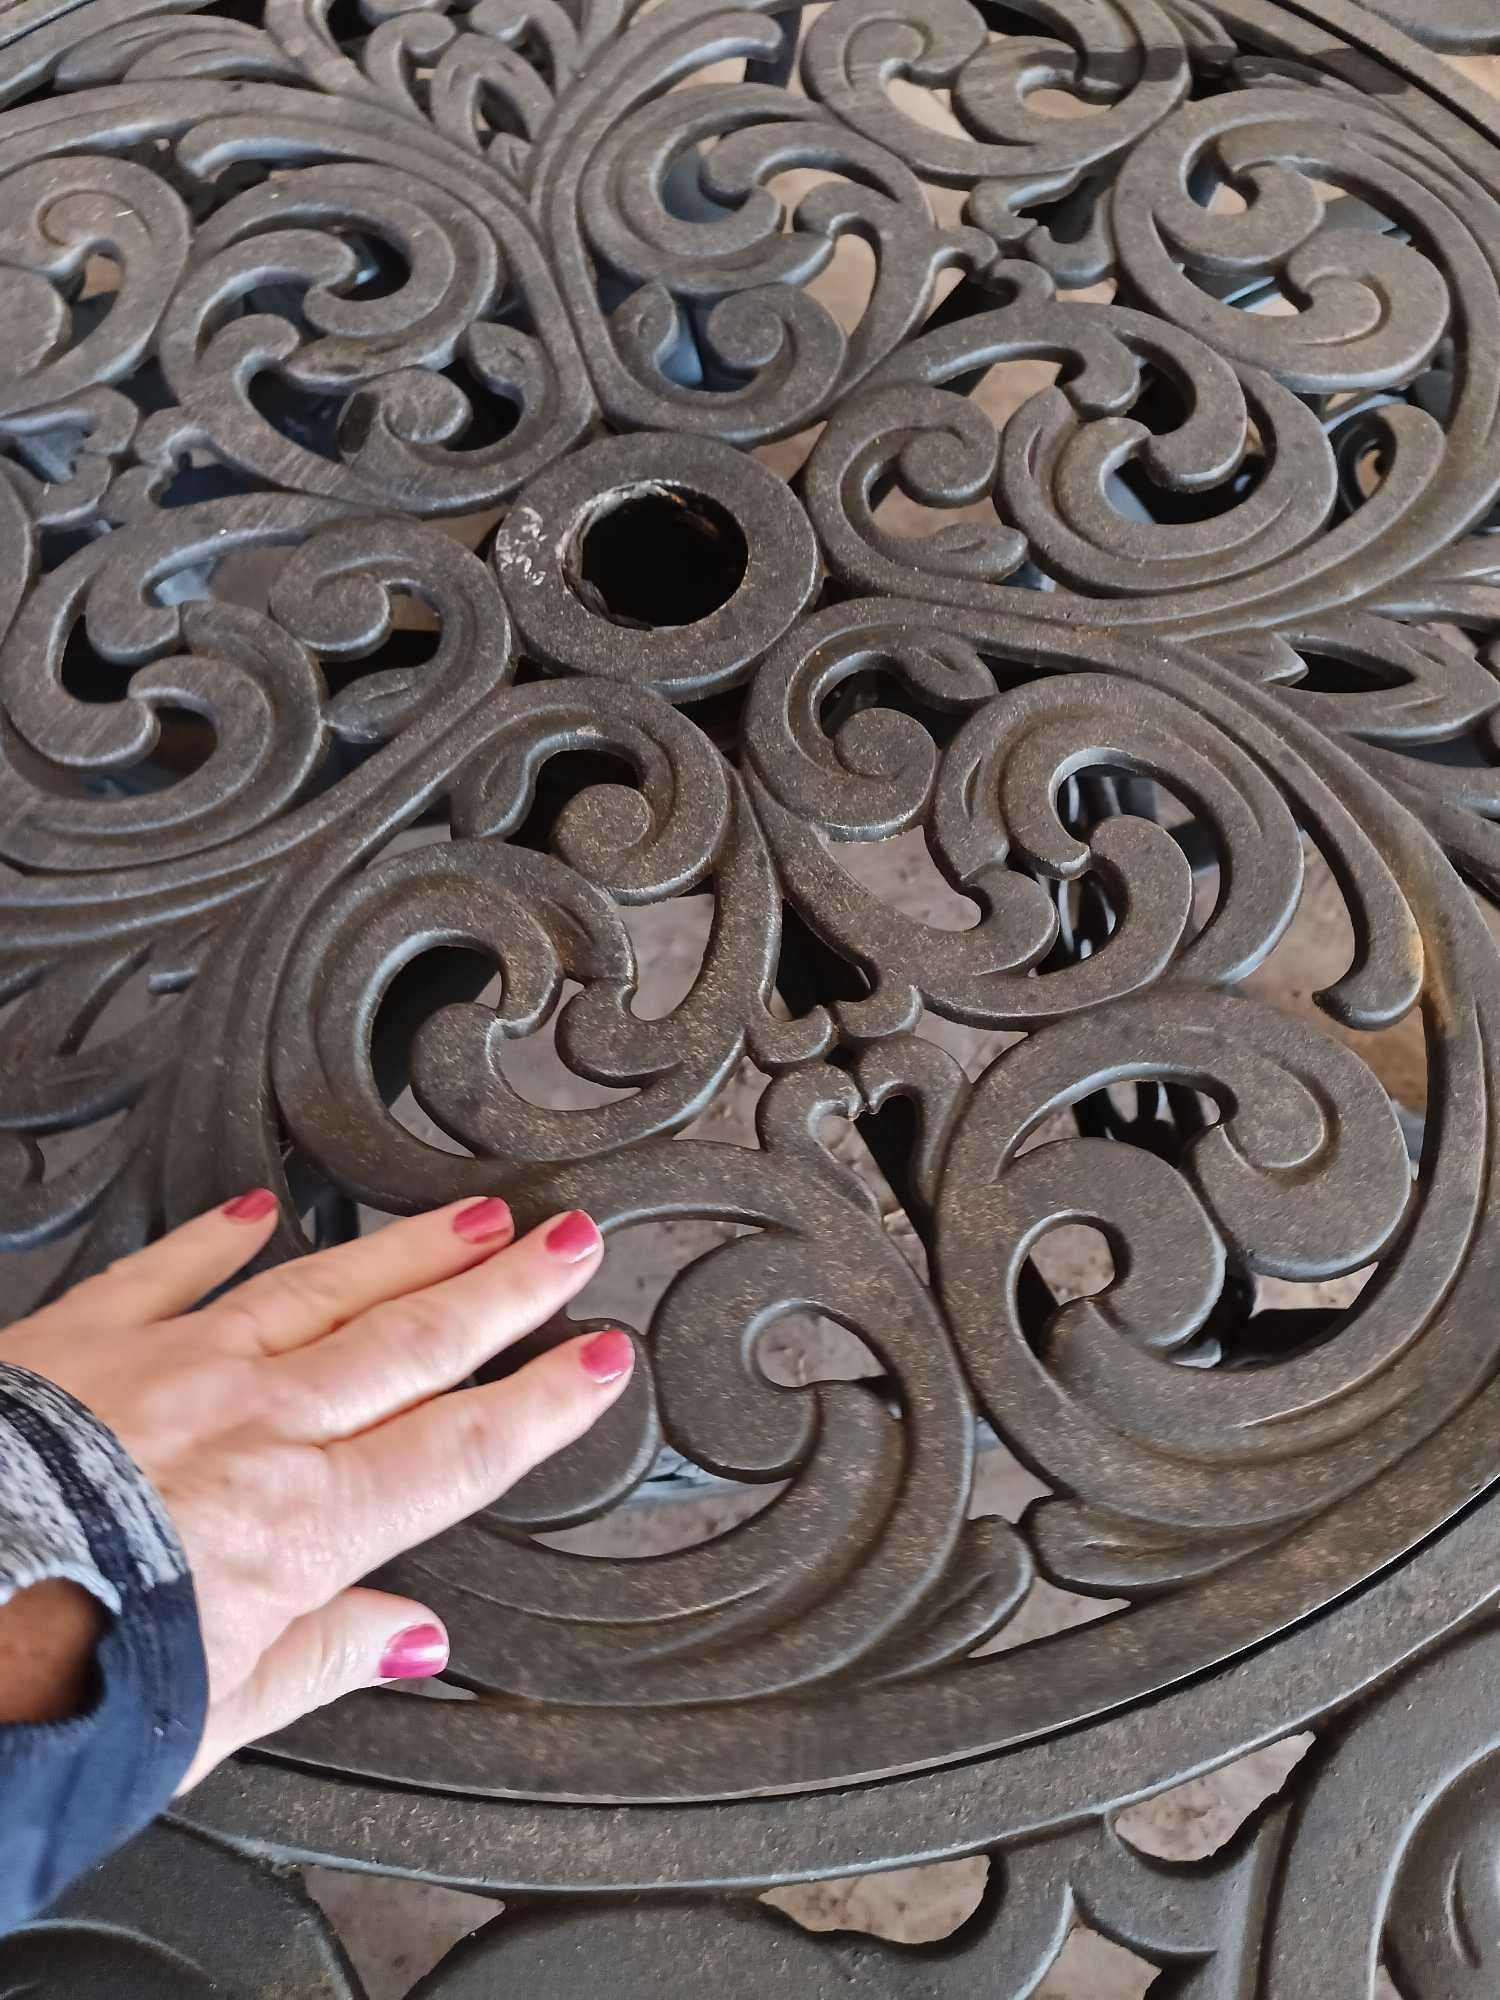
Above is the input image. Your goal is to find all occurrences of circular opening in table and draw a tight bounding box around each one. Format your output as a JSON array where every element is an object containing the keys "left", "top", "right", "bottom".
[{"left": 566, "top": 483, "right": 748, "bottom": 628}]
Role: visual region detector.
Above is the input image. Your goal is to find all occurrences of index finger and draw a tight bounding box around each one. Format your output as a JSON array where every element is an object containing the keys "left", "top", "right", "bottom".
[{"left": 206, "top": 1196, "right": 518, "bottom": 1355}]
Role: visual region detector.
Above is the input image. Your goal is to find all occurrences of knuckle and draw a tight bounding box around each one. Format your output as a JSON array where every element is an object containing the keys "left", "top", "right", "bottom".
[
  {"left": 272, "top": 1259, "right": 356, "bottom": 1324},
  {"left": 449, "top": 1399, "right": 519, "bottom": 1499},
  {"left": 213, "top": 1261, "right": 345, "bottom": 1346},
  {"left": 366, "top": 1292, "right": 468, "bottom": 1370},
  {"left": 257, "top": 1360, "right": 322, "bottom": 1429},
  {"left": 305, "top": 1622, "right": 362, "bottom": 1701},
  {"left": 129, "top": 1369, "right": 217, "bottom": 1444},
  {"left": 210, "top": 1290, "right": 279, "bottom": 1351}
]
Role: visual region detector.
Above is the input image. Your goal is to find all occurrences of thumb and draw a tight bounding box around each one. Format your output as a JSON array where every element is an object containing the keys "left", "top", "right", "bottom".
[{"left": 176, "top": 1587, "right": 447, "bottom": 1792}]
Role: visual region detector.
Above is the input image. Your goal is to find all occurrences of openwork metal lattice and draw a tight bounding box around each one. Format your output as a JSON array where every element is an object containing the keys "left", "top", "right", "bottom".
[{"left": 2, "top": 0, "right": 1500, "bottom": 1990}]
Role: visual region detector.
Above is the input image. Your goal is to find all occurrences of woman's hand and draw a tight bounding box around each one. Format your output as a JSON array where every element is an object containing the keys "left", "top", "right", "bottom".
[{"left": 0, "top": 1193, "right": 631, "bottom": 1788}]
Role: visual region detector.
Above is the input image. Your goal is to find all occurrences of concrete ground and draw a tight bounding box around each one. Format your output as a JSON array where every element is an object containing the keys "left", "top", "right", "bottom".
[{"left": 268, "top": 39, "right": 1500, "bottom": 2000}]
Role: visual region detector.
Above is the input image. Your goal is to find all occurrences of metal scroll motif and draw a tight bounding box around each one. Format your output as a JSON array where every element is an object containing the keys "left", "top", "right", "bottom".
[
  {"left": 0, "top": 1821, "right": 361, "bottom": 1995},
  {"left": 15, "top": 1608, "right": 1500, "bottom": 1995},
  {"left": 4, "top": 0, "right": 1500, "bottom": 1986}
]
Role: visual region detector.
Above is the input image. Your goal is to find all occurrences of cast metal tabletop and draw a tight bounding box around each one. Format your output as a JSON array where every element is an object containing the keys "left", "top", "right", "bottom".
[{"left": 1, "top": 0, "right": 1500, "bottom": 1990}]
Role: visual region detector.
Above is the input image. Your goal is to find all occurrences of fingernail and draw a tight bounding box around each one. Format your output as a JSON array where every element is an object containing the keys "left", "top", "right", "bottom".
[
  {"left": 544, "top": 1210, "right": 601, "bottom": 1262},
  {"left": 579, "top": 1329, "right": 634, "bottom": 1383},
  {"left": 379, "top": 1623, "right": 449, "bottom": 1681},
  {"left": 452, "top": 1197, "right": 512, "bottom": 1244},
  {"left": 222, "top": 1188, "right": 277, "bottom": 1223}
]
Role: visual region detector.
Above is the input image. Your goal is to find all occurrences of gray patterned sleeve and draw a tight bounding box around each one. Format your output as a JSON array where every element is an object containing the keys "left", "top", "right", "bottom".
[
  {"left": 0, "top": 1361, "right": 208, "bottom": 1932},
  {"left": 0, "top": 1365, "right": 187, "bottom": 1607}
]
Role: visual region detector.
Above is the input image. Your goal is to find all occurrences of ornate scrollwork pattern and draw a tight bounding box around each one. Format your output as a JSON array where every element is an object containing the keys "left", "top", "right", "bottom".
[{"left": 5, "top": 0, "right": 1500, "bottom": 1988}]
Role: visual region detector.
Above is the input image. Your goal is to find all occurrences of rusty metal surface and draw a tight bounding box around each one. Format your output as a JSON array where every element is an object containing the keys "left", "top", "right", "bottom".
[{"left": 2, "top": 0, "right": 1500, "bottom": 1990}]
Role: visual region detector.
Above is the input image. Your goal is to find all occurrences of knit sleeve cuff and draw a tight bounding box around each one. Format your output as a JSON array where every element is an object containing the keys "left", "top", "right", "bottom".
[
  {"left": 0, "top": 1363, "right": 190, "bottom": 1612},
  {"left": 0, "top": 1361, "right": 209, "bottom": 1924}
]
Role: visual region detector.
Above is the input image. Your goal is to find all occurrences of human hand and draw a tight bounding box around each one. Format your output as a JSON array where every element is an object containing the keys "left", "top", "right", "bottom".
[{"left": 0, "top": 1194, "right": 631, "bottom": 1788}]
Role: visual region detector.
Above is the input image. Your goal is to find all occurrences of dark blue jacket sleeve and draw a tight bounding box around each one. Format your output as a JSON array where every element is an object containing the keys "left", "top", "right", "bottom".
[{"left": 0, "top": 1363, "right": 207, "bottom": 1930}]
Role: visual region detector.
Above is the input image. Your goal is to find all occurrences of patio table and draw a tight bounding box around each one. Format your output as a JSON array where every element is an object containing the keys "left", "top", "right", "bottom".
[{"left": 2, "top": 0, "right": 1500, "bottom": 1991}]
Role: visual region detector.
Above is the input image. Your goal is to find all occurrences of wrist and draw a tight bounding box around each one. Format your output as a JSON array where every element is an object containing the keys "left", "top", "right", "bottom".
[{"left": 0, "top": 1579, "right": 107, "bottom": 1723}]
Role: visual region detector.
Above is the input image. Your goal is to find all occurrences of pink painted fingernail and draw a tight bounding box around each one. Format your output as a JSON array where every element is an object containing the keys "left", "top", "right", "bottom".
[
  {"left": 544, "top": 1210, "right": 600, "bottom": 1262},
  {"left": 379, "top": 1623, "right": 449, "bottom": 1681},
  {"left": 579, "top": 1330, "right": 634, "bottom": 1383},
  {"left": 452, "top": 1197, "right": 512, "bottom": 1244},
  {"left": 222, "top": 1188, "right": 277, "bottom": 1223}
]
